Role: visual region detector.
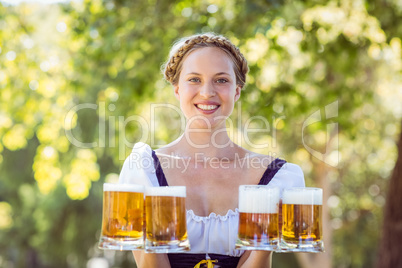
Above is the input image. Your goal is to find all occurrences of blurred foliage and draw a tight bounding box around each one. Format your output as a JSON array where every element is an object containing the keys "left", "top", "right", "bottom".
[{"left": 0, "top": 0, "right": 401, "bottom": 267}]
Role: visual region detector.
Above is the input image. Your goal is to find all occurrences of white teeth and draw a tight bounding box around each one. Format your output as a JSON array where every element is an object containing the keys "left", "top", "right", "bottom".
[{"left": 197, "top": 104, "right": 218, "bottom": 110}]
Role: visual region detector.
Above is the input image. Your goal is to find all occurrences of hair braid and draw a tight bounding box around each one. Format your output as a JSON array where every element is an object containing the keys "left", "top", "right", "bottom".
[{"left": 163, "top": 33, "right": 249, "bottom": 88}]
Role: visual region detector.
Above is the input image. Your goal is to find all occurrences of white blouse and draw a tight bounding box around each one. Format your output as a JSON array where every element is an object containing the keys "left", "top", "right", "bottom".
[{"left": 119, "top": 142, "right": 305, "bottom": 257}]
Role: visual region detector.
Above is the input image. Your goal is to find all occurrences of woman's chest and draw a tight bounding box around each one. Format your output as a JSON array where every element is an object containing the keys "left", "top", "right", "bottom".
[{"left": 161, "top": 162, "right": 265, "bottom": 216}]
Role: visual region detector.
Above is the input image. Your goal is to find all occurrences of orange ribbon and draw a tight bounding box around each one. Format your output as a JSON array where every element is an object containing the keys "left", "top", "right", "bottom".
[{"left": 194, "top": 258, "right": 218, "bottom": 268}]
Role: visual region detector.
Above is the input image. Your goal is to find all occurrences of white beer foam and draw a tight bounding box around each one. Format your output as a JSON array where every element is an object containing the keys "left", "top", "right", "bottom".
[
  {"left": 282, "top": 187, "right": 322, "bottom": 205},
  {"left": 238, "top": 185, "right": 280, "bottom": 213},
  {"left": 145, "top": 186, "right": 186, "bottom": 197},
  {"left": 103, "top": 183, "right": 145, "bottom": 193}
]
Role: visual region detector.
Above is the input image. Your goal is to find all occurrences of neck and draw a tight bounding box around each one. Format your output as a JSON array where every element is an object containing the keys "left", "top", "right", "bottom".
[{"left": 175, "top": 126, "right": 236, "bottom": 159}]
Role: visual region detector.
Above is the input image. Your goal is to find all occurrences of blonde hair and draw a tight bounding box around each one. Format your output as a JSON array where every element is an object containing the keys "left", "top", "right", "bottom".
[{"left": 162, "top": 33, "right": 249, "bottom": 88}]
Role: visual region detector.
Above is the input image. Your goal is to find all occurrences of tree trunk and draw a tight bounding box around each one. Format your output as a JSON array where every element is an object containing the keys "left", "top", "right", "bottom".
[{"left": 377, "top": 121, "right": 402, "bottom": 268}]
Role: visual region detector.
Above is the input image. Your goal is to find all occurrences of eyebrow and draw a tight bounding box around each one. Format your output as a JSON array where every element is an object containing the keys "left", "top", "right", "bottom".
[{"left": 184, "top": 72, "right": 231, "bottom": 76}]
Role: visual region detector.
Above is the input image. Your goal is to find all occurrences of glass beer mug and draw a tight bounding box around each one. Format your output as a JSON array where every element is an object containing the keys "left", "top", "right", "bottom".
[
  {"left": 98, "top": 183, "right": 145, "bottom": 250},
  {"left": 280, "top": 187, "right": 324, "bottom": 252},
  {"left": 236, "top": 185, "right": 280, "bottom": 251},
  {"left": 145, "top": 186, "right": 190, "bottom": 253}
]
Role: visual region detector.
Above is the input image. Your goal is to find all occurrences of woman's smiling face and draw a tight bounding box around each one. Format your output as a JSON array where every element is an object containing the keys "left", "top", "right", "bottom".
[{"left": 175, "top": 47, "right": 241, "bottom": 130}]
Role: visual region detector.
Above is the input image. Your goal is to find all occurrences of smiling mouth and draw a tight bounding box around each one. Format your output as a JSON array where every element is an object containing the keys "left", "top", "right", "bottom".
[{"left": 195, "top": 104, "right": 220, "bottom": 111}]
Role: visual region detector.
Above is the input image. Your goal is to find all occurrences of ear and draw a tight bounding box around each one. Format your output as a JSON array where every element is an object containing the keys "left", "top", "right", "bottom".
[
  {"left": 234, "top": 86, "right": 241, "bottom": 102},
  {"left": 174, "top": 85, "right": 180, "bottom": 100}
]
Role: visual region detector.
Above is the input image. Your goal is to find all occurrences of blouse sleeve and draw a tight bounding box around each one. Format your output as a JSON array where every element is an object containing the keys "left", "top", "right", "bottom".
[
  {"left": 118, "top": 142, "right": 159, "bottom": 187},
  {"left": 268, "top": 162, "right": 305, "bottom": 197}
]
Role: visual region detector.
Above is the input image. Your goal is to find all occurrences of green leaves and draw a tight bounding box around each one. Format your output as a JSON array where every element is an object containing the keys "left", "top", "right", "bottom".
[{"left": 0, "top": 0, "right": 401, "bottom": 267}]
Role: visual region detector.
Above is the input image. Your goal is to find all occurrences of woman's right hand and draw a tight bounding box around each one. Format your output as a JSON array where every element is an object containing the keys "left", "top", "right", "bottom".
[{"left": 133, "top": 251, "right": 171, "bottom": 268}]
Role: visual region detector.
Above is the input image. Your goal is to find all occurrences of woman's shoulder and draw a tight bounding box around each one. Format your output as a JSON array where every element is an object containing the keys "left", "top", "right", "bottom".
[
  {"left": 238, "top": 145, "right": 305, "bottom": 188},
  {"left": 236, "top": 147, "right": 276, "bottom": 166},
  {"left": 130, "top": 142, "right": 153, "bottom": 153},
  {"left": 118, "top": 142, "right": 159, "bottom": 186},
  {"left": 130, "top": 142, "right": 178, "bottom": 159},
  {"left": 153, "top": 140, "right": 182, "bottom": 156},
  {"left": 238, "top": 147, "right": 302, "bottom": 171},
  {"left": 268, "top": 162, "right": 306, "bottom": 190}
]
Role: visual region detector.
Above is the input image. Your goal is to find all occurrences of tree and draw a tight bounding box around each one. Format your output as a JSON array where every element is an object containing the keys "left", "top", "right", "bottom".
[{"left": 377, "top": 122, "right": 402, "bottom": 267}]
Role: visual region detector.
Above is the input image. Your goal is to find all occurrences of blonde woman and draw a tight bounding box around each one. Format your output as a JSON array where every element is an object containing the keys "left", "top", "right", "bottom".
[{"left": 119, "top": 33, "right": 305, "bottom": 268}]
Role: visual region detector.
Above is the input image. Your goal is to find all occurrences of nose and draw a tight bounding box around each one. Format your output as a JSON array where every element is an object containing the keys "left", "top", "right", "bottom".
[{"left": 199, "top": 82, "right": 216, "bottom": 98}]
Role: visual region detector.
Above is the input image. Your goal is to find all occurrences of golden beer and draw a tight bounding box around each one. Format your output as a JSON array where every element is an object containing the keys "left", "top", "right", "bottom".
[
  {"left": 98, "top": 183, "right": 145, "bottom": 250},
  {"left": 145, "top": 186, "right": 190, "bottom": 253},
  {"left": 282, "top": 204, "right": 322, "bottom": 243},
  {"left": 236, "top": 185, "right": 280, "bottom": 250},
  {"left": 238, "top": 212, "right": 279, "bottom": 241},
  {"left": 280, "top": 187, "right": 324, "bottom": 252}
]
